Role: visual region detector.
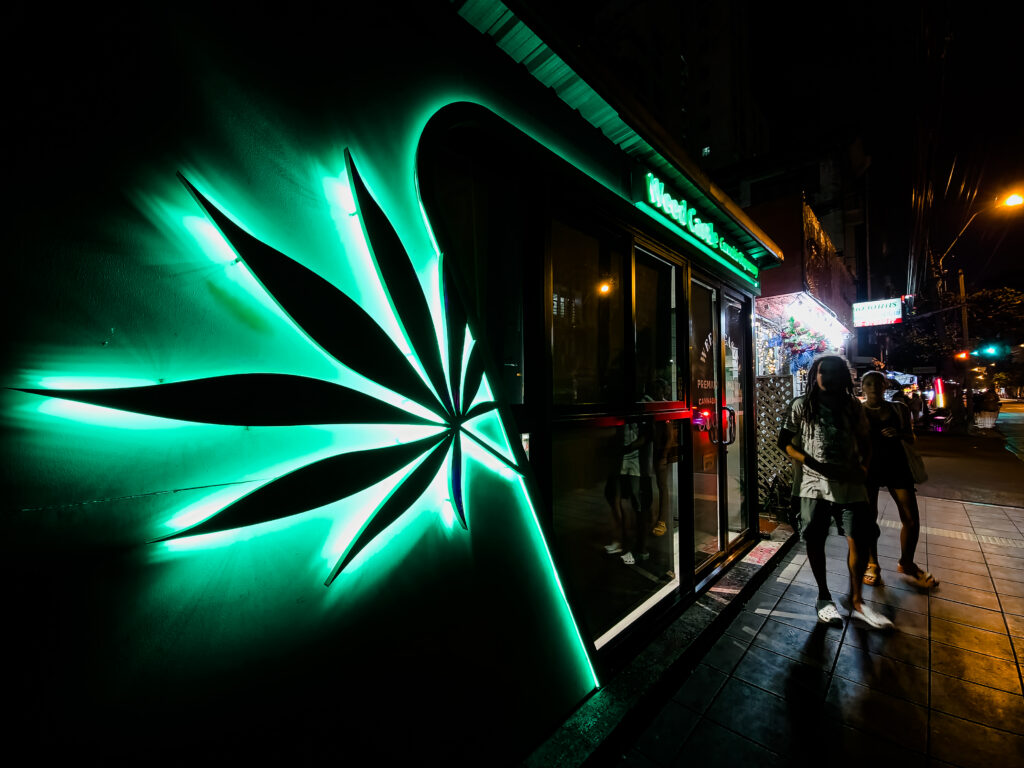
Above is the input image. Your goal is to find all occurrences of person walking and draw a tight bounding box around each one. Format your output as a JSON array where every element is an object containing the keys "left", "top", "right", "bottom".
[
  {"left": 777, "top": 355, "right": 893, "bottom": 629},
  {"left": 860, "top": 371, "right": 937, "bottom": 588},
  {"left": 909, "top": 389, "right": 923, "bottom": 424},
  {"left": 978, "top": 386, "right": 1002, "bottom": 428}
]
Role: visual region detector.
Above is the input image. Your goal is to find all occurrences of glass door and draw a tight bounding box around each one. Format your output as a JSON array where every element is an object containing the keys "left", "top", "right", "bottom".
[
  {"left": 690, "top": 278, "right": 721, "bottom": 569},
  {"left": 723, "top": 294, "right": 750, "bottom": 545},
  {"left": 690, "top": 278, "right": 752, "bottom": 570}
]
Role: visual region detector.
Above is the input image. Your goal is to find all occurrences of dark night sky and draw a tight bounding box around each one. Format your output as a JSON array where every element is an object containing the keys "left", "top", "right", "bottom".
[
  {"left": 508, "top": 0, "right": 1023, "bottom": 293},
  {"left": 745, "top": 1, "right": 1024, "bottom": 293}
]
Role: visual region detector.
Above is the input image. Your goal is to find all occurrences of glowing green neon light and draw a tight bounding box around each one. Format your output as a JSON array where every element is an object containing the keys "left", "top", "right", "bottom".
[
  {"left": 460, "top": 326, "right": 476, "bottom": 408},
  {"left": 640, "top": 172, "right": 759, "bottom": 280},
  {"left": 514, "top": 472, "right": 599, "bottom": 689},
  {"left": 38, "top": 376, "right": 159, "bottom": 390},
  {"left": 463, "top": 408, "right": 515, "bottom": 465},
  {"left": 636, "top": 201, "right": 759, "bottom": 288},
  {"left": 469, "top": 372, "right": 496, "bottom": 413},
  {"left": 17, "top": 97, "right": 599, "bottom": 708},
  {"left": 460, "top": 436, "right": 599, "bottom": 689}
]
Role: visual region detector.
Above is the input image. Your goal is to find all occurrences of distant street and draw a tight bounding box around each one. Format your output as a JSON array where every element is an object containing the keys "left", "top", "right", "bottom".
[
  {"left": 914, "top": 404, "right": 1024, "bottom": 508},
  {"left": 998, "top": 400, "right": 1024, "bottom": 462}
]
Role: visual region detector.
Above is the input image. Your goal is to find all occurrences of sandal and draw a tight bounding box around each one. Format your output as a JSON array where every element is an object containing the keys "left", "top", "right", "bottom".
[
  {"left": 816, "top": 600, "right": 842, "bottom": 626},
  {"left": 863, "top": 563, "right": 883, "bottom": 586},
  {"left": 852, "top": 603, "right": 894, "bottom": 630},
  {"left": 897, "top": 563, "right": 938, "bottom": 588},
  {"left": 652, "top": 520, "right": 667, "bottom": 536}
]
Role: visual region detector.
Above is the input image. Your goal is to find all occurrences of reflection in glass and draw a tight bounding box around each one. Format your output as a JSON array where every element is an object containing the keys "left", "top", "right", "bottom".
[
  {"left": 635, "top": 249, "right": 677, "bottom": 401},
  {"left": 551, "top": 419, "right": 679, "bottom": 644},
  {"left": 551, "top": 220, "right": 623, "bottom": 404},
  {"left": 725, "top": 300, "right": 748, "bottom": 543},
  {"left": 690, "top": 280, "right": 720, "bottom": 569}
]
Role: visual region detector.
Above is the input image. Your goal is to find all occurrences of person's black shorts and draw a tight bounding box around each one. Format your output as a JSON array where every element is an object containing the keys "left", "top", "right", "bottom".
[{"left": 797, "top": 497, "right": 875, "bottom": 545}]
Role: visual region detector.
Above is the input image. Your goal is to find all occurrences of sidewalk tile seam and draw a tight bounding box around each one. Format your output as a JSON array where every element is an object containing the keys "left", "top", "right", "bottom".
[
  {"left": 930, "top": 665, "right": 1024, "bottom": 702},
  {"left": 929, "top": 634, "right": 1016, "bottom": 663},
  {"left": 926, "top": 702, "right": 1024, "bottom": 740}
]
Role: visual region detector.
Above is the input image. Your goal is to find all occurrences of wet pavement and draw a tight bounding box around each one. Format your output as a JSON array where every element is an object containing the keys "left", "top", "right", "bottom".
[{"left": 613, "top": 495, "right": 1024, "bottom": 768}]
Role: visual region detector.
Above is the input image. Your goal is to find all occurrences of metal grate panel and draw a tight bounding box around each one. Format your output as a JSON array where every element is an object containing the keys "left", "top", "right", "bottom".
[{"left": 756, "top": 375, "right": 794, "bottom": 519}]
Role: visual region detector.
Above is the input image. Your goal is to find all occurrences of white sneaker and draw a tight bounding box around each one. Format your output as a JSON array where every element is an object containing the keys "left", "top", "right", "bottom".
[
  {"left": 621, "top": 552, "right": 636, "bottom": 565},
  {"left": 604, "top": 541, "right": 623, "bottom": 554},
  {"left": 815, "top": 600, "right": 842, "bottom": 626},
  {"left": 852, "top": 603, "right": 894, "bottom": 630}
]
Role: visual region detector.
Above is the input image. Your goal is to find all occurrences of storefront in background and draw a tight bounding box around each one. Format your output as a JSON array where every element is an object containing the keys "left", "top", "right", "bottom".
[
  {"left": 5, "top": 1, "right": 782, "bottom": 761},
  {"left": 755, "top": 290, "right": 852, "bottom": 395},
  {"left": 745, "top": 196, "right": 854, "bottom": 529}
]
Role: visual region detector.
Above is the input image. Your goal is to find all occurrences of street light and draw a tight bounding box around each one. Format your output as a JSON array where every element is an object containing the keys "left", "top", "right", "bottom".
[
  {"left": 936, "top": 192, "right": 1024, "bottom": 283},
  {"left": 930, "top": 190, "right": 1021, "bottom": 427}
]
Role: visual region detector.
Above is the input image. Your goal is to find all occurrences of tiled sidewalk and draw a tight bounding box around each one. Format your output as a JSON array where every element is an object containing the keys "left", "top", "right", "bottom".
[{"left": 620, "top": 497, "right": 1024, "bottom": 768}]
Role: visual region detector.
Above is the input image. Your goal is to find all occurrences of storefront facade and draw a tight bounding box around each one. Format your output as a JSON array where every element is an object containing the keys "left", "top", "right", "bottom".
[
  {"left": 6, "top": 1, "right": 780, "bottom": 760},
  {"left": 747, "top": 195, "right": 855, "bottom": 528}
]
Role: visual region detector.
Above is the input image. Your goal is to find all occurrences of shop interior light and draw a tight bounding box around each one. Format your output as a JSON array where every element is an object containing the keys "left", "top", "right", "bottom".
[{"left": 784, "top": 293, "right": 847, "bottom": 349}]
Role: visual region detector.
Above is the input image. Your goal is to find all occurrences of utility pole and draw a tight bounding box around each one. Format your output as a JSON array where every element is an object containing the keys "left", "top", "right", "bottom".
[
  {"left": 958, "top": 269, "right": 969, "bottom": 348},
  {"left": 959, "top": 268, "right": 973, "bottom": 424}
]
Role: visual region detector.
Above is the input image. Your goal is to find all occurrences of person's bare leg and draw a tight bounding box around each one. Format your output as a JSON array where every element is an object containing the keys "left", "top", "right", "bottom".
[
  {"left": 848, "top": 535, "right": 868, "bottom": 612},
  {"left": 863, "top": 486, "right": 882, "bottom": 584},
  {"left": 867, "top": 486, "right": 881, "bottom": 567},
  {"left": 893, "top": 487, "right": 923, "bottom": 574}
]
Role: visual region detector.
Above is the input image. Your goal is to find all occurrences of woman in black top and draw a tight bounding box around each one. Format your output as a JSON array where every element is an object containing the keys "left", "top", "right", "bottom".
[{"left": 861, "top": 371, "right": 938, "bottom": 589}]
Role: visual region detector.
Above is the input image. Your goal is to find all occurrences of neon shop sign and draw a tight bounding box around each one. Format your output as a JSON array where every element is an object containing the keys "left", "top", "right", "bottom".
[{"left": 641, "top": 172, "right": 756, "bottom": 277}]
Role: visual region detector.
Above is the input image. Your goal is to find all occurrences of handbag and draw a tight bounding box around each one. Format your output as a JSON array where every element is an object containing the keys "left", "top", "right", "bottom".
[
  {"left": 894, "top": 403, "right": 928, "bottom": 483},
  {"left": 902, "top": 441, "right": 928, "bottom": 484}
]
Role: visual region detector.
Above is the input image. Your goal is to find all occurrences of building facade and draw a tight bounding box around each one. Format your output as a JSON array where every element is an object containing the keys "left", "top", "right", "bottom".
[{"left": 5, "top": 1, "right": 781, "bottom": 761}]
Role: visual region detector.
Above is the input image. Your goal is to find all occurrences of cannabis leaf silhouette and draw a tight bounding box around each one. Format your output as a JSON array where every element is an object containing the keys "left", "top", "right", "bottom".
[{"left": 19, "top": 150, "right": 521, "bottom": 585}]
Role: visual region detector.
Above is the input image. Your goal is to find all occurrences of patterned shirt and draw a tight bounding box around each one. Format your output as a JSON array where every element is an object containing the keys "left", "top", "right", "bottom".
[{"left": 782, "top": 394, "right": 869, "bottom": 503}]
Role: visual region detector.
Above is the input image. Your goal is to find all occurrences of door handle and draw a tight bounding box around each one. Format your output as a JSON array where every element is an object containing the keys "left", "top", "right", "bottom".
[
  {"left": 724, "top": 406, "right": 736, "bottom": 445},
  {"left": 708, "top": 410, "right": 721, "bottom": 444}
]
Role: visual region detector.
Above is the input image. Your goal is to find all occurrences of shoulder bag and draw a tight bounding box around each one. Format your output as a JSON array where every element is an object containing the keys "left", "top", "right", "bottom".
[{"left": 894, "top": 402, "right": 928, "bottom": 484}]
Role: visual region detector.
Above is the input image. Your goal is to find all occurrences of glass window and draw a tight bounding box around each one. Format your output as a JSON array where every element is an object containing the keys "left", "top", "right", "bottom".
[
  {"left": 551, "top": 219, "right": 624, "bottom": 405},
  {"left": 635, "top": 248, "right": 678, "bottom": 402},
  {"left": 550, "top": 417, "right": 680, "bottom": 645}
]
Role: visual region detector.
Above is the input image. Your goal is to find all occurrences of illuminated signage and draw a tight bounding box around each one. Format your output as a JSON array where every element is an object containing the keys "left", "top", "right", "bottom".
[
  {"left": 852, "top": 298, "right": 903, "bottom": 327},
  {"left": 638, "top": 172, "right": 757, "bottom": 278}
]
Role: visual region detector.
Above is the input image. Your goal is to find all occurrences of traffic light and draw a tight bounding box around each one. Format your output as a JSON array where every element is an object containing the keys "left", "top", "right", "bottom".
[
  {"left": 971, "top": 342, "right": 1009, "bottom": 358},
  {"left": 955, "top": 351, "right": 969, "bottom": 360}
]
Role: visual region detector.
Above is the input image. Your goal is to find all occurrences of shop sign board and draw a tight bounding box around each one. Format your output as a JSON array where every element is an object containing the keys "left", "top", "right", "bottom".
[
  {"left": 852, "top": 298, "right": 903, "bottom": 327},
  {"left": 636, "top": 171, "right": 758, "bottom": 281}
]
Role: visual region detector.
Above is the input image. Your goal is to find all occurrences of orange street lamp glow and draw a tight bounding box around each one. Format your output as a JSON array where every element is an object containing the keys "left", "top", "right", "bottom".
[
  {"left": 598, "top": 282, "right": 611, "bottom": 294},
  {"left": 1006, "top": 193, "right": 1023, "bottom": 207}
]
